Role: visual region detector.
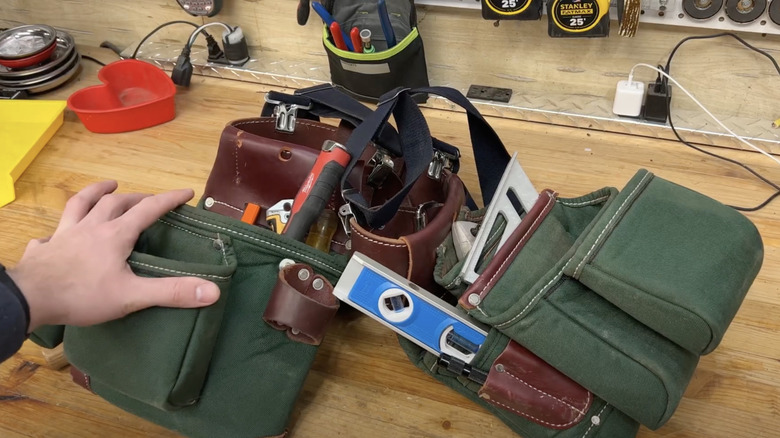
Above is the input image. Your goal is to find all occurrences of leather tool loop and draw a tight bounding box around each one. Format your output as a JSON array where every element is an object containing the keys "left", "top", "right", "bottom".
[{"left": 263, "top": 263, "right": 339, "bottom": 345}]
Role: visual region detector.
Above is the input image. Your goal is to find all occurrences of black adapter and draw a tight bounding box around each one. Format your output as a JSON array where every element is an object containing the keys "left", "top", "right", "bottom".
[{"left": 642, "top": 75, "right": 671, "bottom": 124}]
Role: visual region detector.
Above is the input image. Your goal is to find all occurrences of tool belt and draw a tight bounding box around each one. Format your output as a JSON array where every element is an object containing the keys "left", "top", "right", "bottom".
[{"left": 29, "top": 85, "right": 763, "bottom": 438}]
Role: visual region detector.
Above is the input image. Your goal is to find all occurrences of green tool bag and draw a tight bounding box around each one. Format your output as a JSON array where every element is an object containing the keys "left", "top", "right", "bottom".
[
  {"left": 316, "top": 0, "right": 429, "bottom": 102},
  {"left": 444, "top": 170, "right": 763, "bottom": 430},
  {"left": 61, "top": 205, "right": 345, "bottom": 437}
]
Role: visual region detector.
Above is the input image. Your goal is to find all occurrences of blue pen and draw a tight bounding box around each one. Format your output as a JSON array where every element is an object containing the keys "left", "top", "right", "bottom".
[
  {"left": 311, "top": 1, "right": 354, "bottom": 51},
  {"left": 377, "top": 0, "right": 396, "bottom": 48}
]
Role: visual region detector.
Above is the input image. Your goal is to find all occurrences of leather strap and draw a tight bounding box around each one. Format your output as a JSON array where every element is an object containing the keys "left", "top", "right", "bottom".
[
  {"left": 70, "top": 366, "right": 94, "bottom": 393},
  {"left": 460, "top": 190, "right": 558, "bottom": 310},
  {"left": 263, "top": 263, "right": 339, "bottom": 345},
  {"left": 478, "top": 340, "right": 591, "bottom": 430}
]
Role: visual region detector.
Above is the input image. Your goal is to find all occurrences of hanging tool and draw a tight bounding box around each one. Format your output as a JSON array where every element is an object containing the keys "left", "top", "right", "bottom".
[
  {"left": 284, "top": 140, "right": 351, "bottom": 241},
  {"left": 297, "top": 0, "right": 311, "bottom": 25}
]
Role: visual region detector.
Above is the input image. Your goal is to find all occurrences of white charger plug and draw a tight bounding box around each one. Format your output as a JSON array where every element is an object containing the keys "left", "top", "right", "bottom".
[{"left": 612, "top": 80, "right": 645, "bottom": 117}]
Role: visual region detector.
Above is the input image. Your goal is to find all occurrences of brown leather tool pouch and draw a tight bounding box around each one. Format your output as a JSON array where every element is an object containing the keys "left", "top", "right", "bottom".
[{"left": 202, "top": 110, "right": 464, "bottom": 294}]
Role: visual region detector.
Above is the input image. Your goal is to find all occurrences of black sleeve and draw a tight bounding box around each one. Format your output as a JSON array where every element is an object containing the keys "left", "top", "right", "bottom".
[{"left": 0, "top": 264, "right": 30, "bottom": 363}]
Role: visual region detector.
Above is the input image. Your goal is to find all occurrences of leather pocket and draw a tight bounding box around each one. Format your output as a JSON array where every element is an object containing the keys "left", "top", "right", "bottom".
[
  {"left": 64, "top": 221, "right": 237, "bottom": 411},
  {"left": 477, "top": 339, "right": 591, "bottom": 430}
]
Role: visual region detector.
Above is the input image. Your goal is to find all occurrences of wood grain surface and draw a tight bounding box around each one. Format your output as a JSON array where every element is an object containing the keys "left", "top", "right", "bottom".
[{"left": 1, "top": 51, "right": 780, "bottom": 438}]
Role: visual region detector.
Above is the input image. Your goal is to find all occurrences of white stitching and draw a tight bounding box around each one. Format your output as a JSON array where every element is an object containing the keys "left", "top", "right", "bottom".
[
  {"left": 212, "top": 199, "right": 243, "bottom": 213},
  {"left": 168, "top": 211, "right": 341, "bottom": 274},
  {"left": 581, "top": 404, "right": 609, "bottom": 438},
  {"left": 157, "top": 219, "right": 213, "bottom": 241},
  {"left": 487, "top": 396, "right": 585, "bottom": 429},
  {"left": 473, "top": 193, "right": 555, "bottom": 300},
  {"left": 504, "top": 369, "right": 590, "bottom": 417},
  {"left": 572, "top": 172, "right": 651, "bottom": 278},
  {"left": 216, "top": 233, "right": 229, "bottom": 266},
  {"left": 557, "top": 195, "right": 610, "bottom": 207},
  {"left": 351, "top": 224, "right": 407, "bottom": 248},
  {"left": 495, "top": 174, "right": 651, "bottom": 330},
  {"left": 233, "top": 119, "right": 338, "bottom": 133},
  {"left": 128, "top": 260, "right": 232, "bottom": 280}
]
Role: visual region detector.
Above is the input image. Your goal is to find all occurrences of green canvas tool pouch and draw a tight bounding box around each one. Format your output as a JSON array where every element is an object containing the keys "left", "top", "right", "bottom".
[
  {"left": 313, "top": 0, "right": 430, "bottom": 103},
  {"left": 347, "top": 86, "right": 642, "bottom": 437},
  {"left": 60, "top": 205, "right": 345, "bottom": 438},
  {"left": 446, "top": 170, "right": 762, "bottom": 429}
]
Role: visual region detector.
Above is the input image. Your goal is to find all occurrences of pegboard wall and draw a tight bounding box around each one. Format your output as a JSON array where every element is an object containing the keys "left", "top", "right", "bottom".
[{"left": 418, "top": 0, "right": 780, "bottom": 34}]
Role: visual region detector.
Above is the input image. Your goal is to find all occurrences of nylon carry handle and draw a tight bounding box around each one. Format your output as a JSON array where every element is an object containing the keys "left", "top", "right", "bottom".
[{"left": 340, "top": 86, "right": 512, "bottom": 229}]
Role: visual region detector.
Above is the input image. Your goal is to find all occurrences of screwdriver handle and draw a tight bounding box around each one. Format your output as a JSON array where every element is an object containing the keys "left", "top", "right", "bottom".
[{"left": 297, "top": 0, "right": 310, "bottom": 25}]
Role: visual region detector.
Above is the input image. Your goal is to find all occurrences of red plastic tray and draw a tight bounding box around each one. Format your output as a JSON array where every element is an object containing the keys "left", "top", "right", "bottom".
[{"left": 67, "top": 59, "right": 176, "bottom": 134}]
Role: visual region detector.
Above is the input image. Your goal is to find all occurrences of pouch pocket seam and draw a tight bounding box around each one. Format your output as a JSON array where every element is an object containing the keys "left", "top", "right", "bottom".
[
  {"left": 127, "top": 260, "right": 233, "bottom": 281},
  {"left": 572, "top": 171, "right": 653, "bottom": 278},
  {"left": 168, "top": 210, "right": 344, "bottom": 275},
  {"left": 473, "top": 193, "right": 557, "bottom": 319},
  {"left": 583, "top": 263, "right": 715, "bottom": 348}
]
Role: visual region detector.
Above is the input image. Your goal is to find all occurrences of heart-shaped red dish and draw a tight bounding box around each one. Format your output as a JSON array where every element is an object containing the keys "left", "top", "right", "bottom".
[{"left": 67, "top": 59, "right": 176, "bottom": 133}]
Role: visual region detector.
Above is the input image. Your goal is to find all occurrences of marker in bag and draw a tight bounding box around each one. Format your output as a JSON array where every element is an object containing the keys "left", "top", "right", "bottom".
[
  {"left": 330, "top": 22, "right": 349, "bottom": 51},
  {"left": 284, "top": 140, "right": 351, "bottom": 241},
  {"left": 312, "top": 1, "right": 354, "bottom": 50},
  {"left": 350, "top": 27, "right": 363, "bottom": 53},
  {"left": 360, "top": 28, "right": 375, "bottom": 53}
]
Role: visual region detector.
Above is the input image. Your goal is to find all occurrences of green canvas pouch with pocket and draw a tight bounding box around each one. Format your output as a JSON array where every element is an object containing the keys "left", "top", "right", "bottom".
[
  {"left": 446, "top": 169, "right": 763, "bottom": 429},
  {"left": 33, "top": 205, "right": 347, "bottom": 438}
]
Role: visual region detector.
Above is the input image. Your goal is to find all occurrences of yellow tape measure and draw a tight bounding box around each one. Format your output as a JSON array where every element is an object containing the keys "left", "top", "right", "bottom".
[
  {"left": 484, "top": 0, "right": 535, "bottom": 15},
  {"left": 549, "top": 0, "right": 610, "bottom": 33}
]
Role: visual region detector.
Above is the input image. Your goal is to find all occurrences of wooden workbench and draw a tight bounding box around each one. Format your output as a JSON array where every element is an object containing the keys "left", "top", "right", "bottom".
[{"left": 1, "top": 55, "right": 780, "bottom": 438}]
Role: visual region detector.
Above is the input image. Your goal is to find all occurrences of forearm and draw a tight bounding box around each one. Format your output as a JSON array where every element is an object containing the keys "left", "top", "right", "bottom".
[{"left": 0, "top": 264, "right": 30, "bottom": 363}]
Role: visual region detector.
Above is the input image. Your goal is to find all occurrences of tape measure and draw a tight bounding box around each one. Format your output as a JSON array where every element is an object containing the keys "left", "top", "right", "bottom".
[
  {"left": 547, "top": 0, "right": 611, "bottom": 37},
  {"left": 481, "top": 0, "right": 543, "bottom": 20}
]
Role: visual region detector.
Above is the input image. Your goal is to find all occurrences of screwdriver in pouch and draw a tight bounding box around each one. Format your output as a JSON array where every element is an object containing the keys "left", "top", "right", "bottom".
[{"left": 284, "top": 140, "right": 351, "bottom": 241}]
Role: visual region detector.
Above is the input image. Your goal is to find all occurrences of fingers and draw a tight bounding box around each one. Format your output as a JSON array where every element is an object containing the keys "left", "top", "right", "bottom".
[
  {"left": 121, "top": 276, "right": 220, "bottom": 316},
  {"left": 83, "top": 193, "right": 152, "bottom": 225},
  {"left": 115, "top": 189, "right": 195, "bottom": 237},
  {"left": 56, "top": 181, "right": 118, "bottom": 235}
]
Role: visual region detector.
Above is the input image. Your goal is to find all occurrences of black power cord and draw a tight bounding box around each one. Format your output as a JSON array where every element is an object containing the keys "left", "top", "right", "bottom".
[
  {"left": 130, "top": 20, "right": 221, "bottom": 60},
  {"left": 662, "top": 33, "right": 780, "bottom": 212}
]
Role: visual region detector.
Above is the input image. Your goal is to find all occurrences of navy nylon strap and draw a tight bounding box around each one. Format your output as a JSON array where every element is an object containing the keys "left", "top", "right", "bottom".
[
  {"left": 261, "top": 85, "right": 404, "bottom": 156},
  {"left": 341, "top": 88, "right": 434, "bottom": 227},
  {"left": 410, "top": 86, "right": 511, "bottom": 206}
]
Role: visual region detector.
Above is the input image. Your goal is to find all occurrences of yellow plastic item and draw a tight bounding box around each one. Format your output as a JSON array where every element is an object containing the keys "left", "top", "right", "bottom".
[{"left": 0, "top": 100, "right": 66, "bottom": 208}]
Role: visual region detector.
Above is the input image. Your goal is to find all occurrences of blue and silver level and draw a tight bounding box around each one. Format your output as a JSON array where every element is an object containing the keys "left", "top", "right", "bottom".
[{"left": 334, "top": 252, "right": 488, "bottom": 364}]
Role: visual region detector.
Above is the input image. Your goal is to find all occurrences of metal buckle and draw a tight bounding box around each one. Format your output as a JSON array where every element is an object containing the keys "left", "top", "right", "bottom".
[
  {"left": 428, "top": 150, "right": 459, "bottom": 180},
  {"left": 415, "top": 201, "right": 443, "bottom": 231},
  {"left": 264, "top": 94, "right": 312, "bottom": 133},
  {"left": 367, "top": 149, "right": 395, "bottom": 188}
]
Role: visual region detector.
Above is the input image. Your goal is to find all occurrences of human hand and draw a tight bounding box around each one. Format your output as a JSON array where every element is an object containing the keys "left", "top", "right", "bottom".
[{"left": 7, "top": 181, "right": 220, "bottom": 332}]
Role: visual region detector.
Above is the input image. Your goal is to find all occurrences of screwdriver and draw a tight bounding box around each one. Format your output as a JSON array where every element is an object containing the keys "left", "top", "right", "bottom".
[{"left": 284, "top": 140, "right": 351, "bottom": 241}]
